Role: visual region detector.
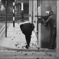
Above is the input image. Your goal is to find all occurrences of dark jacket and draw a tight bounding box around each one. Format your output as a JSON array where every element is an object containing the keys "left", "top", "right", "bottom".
[{"left": 20, "top": 23, "right": 34, "bottom": 35}]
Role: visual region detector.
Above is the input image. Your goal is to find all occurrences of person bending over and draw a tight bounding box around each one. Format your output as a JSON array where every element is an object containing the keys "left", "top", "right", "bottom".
[{"left": 20, "top": 22, "right": 34, "bottom": 49}]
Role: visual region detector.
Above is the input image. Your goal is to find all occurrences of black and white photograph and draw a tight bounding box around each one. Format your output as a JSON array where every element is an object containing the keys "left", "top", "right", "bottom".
[{"left": 0, "top": 0, "right": 58, "bottom": 59}]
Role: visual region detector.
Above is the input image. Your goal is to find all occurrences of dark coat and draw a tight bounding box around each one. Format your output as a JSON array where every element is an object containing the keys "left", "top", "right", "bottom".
[{"left": 20, "top": 23, "right": 34, "bottom": 36}]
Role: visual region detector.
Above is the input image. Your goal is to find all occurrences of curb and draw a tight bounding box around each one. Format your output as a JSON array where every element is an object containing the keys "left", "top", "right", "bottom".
[
  {"left": 0, "top": 25, "right": 5, "bottom": 40},
  {"left": 0, "top": 24, "right": 10, "bottom": 40},
  {"left": 0, "top": 25, "right": 5, "bottom": 34}
]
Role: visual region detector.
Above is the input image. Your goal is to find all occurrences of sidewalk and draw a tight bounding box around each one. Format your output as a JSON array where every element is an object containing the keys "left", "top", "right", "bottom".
[
  {"left": 0, "top": 22, "right": 57, "bottom": 59},
  {"left": 0, "top": 22, "right": 37, "bottom": 49}
]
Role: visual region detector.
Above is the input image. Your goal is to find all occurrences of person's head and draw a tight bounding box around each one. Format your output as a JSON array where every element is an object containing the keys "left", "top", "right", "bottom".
[{"left": 46, "top": 6, "right": 54, "bottom": 16}]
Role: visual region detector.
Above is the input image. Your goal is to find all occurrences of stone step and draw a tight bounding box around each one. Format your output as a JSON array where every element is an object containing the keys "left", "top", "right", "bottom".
[{"left": 0, "top": 48, "right": 56, "bottom": 59}]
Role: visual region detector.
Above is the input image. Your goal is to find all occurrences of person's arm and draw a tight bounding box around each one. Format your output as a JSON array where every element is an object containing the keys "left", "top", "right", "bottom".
[{"left": 45, "top": 15, "right": 53, "bottom": 24}]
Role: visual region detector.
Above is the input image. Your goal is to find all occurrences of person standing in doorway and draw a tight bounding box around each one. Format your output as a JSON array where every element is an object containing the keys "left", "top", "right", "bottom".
[
  {"left": 21, "top": 10, "right": 24, "bottom": 21},
  {"left": 45, "top": 10, "right": 56, "bottom": 49},
  {"left": 21, "top": 2, "right": 24, "bottom": 21}
]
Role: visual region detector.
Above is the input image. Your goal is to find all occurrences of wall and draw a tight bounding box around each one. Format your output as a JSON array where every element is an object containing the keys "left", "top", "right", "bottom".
[{"left": 41, "top": 0, "right": 57, "bottom": 16}]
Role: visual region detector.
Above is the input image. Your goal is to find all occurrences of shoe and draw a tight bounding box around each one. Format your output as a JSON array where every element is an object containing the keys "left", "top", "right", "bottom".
[{"left": 25, "top": 45, "right": 29, "bottom": 49}]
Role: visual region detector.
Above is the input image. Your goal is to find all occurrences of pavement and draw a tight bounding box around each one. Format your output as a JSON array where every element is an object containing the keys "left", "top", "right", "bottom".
[
  {"left": 0, "top": 22, "right": 37, "bottom": 49},
  {"left": 0, "top": 22, "right": 57, "bottom": 59}
]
